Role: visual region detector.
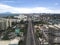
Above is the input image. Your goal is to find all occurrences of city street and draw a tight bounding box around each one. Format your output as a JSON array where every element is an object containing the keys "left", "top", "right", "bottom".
[{"left": 26, "top": 16, "right": 36, "bottom": 45}]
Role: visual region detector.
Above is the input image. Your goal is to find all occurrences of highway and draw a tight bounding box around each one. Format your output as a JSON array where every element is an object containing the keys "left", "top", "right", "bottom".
[{"left": 26, "top": 16, "right": 36, "bottom": 45}]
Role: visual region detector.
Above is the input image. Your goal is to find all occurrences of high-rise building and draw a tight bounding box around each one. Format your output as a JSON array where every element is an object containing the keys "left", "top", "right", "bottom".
[{"left": 0, "top": 18, "right": 12, "bottom": 30}]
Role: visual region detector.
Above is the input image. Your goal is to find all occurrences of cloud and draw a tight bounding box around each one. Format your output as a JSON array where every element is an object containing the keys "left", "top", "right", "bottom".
[{"left": 0, "top": 4, "right": 60, "bottom": 13}]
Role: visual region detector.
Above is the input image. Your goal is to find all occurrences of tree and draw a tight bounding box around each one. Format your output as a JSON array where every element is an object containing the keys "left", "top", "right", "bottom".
[{"left": 2, "top": 34, "right": 9, "bottom": 40}]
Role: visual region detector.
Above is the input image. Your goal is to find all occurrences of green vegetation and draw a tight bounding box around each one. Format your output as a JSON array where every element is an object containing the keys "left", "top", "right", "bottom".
[
  {"left": 33, "top": 21, "right": 48, "bottom": 25},
  {"left": 18, "top": 40, "right": 23, "bottom": 45},
  {"left": 2, "top": 33, "right": 9, "bottom": 40},
  {"left": 35, "top": 30, "right": 43, "bottom": 38}
]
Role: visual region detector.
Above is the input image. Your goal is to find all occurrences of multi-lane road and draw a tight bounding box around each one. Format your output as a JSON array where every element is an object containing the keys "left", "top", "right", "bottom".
[{"left": 26, "top": 16, "right": 36, "bottom": 45}]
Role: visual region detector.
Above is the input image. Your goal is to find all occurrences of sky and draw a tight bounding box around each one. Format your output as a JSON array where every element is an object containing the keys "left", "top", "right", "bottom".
[{"left": 0, "top": 0, "right": 60, "bottom": 13}]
